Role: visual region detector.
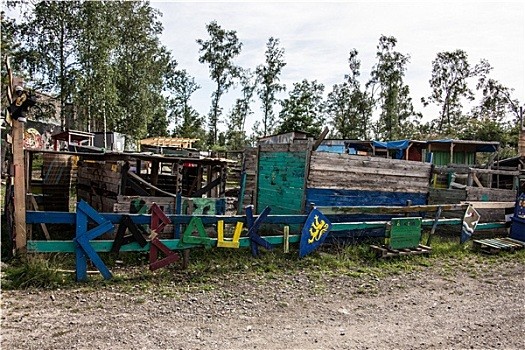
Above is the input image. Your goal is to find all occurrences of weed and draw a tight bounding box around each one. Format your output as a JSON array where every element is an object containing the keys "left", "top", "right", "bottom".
[{"left": 2, "top": 255, "right": 73, "bottom": 289}]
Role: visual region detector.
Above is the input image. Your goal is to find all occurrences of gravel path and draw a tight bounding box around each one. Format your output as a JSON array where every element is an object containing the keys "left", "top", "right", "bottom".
[{"left": 2, "top": 260, "right": 524, "bottom": 349}]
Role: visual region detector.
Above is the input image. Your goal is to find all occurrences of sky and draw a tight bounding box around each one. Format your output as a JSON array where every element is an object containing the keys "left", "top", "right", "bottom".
[{"left": 150, "top": 1, "right": 525, "bottom": 135}]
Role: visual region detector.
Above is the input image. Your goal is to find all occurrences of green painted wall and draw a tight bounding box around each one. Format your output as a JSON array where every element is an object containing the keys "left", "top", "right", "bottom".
[
  {"left": 432, "top": 151, "right": 475, "bottom": 166},
  {"left": 257, "top": 151, "right": 307, "bottom": 215}
]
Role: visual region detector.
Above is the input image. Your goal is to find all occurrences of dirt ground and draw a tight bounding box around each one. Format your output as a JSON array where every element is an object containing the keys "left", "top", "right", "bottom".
[{"left": 1, "top": 259, "right": 524, "bottom": 350}]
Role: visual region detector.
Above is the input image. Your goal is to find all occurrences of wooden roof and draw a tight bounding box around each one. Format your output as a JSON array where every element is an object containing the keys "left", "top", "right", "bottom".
[{"left": 140, "top": 137, "right": 199, "bottom": 148}]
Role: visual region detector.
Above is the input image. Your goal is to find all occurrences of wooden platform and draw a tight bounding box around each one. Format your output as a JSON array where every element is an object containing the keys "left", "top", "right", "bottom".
[
  {"left": 370, "top": 244, "right": 432, "bottom": 258},
  {"left": 472, "top": 237, "right": 525, "bottom": 254}
]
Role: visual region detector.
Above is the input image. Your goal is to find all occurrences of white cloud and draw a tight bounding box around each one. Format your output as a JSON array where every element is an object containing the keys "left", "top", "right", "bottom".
[{"left": 152, "top": 1, "right": 524, "bottom": 135}]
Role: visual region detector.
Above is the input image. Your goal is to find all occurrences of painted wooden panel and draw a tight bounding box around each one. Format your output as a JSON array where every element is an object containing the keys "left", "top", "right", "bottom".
[
  {"left": 306, "top": 188, "right": 427, "bottom": 208},
  {"left": 308, "top": 152, "right": 431, "bottom": 195},
  {"left": 257, "top": 150, "right": 307, "bottom": 215}
]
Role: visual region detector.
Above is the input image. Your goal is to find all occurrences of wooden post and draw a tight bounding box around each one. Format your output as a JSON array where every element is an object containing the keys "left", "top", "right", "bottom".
[
  {"left": 519, "top": 106, "right": 525, "bottom": 157},
  {"left": 5, "top": 56, "right": 27, "bottom": 256},
  {"left": 150, "top": 160, "right": 159, "bottom": 195},
  {"left": 12, "top": 116, "right": 27, "bottom": 255},
  {"left": 406, "top": 142, "right": 412, "bottom": 160},
  {"left": 283, "top": 226, "right": 290, "bottom": 253},
  {"left": 206, "top": 165, "right": 212, "bottom": 198},
  {"left": 219, "top": 164, "right": 227, "bottom": 197}
]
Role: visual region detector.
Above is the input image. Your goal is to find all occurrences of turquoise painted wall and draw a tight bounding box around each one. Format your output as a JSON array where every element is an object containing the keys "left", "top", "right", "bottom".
[{"left": 257, "top": 151, "right": 307, "bottom": 214}]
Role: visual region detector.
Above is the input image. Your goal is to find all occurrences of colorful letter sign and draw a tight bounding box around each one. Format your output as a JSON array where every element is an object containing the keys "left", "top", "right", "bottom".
[
  {"left": 461, "top": 204, "right": 480, "bottom": 243},
  {"left": 299, "top": 208, "right": 332, "bottom": 257}
]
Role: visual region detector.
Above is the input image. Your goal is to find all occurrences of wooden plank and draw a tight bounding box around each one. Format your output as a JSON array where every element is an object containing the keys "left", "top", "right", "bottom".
[
  {"left": 311, "top": 152, "right": 432, "bottom": 171},
  {"left": 259, "top": 144, "right": 309, "bottom": 153},
  {"left": 77, "top": 178, "right": 120, "bottom": 194},
  {"left": 318, "top": 204, "right": 466, "bottom": 215},
  {"left": 30, "top": 195, "right": 51, "bottom": 240},
  {"left": 466, "top": 187, "right": 517, "bottom": 202},
  {"left": 307, "top": 178, "right": 429, "bottom": 194},
  {"left": 428, "top": 188, "right": 467, "bottom": 204},
  {"left": 460, "top": 201, "right": 515, "bottom": 209},
  {"left": 77, "top": 167, "right": 121, "bottom": 182},
  {"left": 472, "top": 173, "right": 484, "bottom": 187},
  {"left": 126, "top": 171, "right": 177, "bottom": 197},
  {"left": 308, "top": 169, "right": 430, "bottom": 188},
  {"left": 309, "top": 162, "right": 430, "bottom": 179},
  {"left": 370, "top": 244, "right": 431, "bottom": 258},
  {"left": 469, "top": 168, "right": 519, "bottom": 176},
  {"left": 306, "top": 188, "right": 428, "bottom": 207},
  {"left": 27, "top": 235, "right": 303, "bottom": 253}
]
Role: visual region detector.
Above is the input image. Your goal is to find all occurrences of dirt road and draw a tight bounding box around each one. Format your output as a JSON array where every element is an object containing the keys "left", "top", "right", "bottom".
[{"left": 2, "top": 259, "right": 524, "bottom": 350}]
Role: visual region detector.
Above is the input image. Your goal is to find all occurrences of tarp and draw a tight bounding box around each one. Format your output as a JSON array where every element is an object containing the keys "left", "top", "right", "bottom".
[
  {"left": 372, "top": 139, "right": 410, "bottom": 150},
  {"left": 372, "top": 140, "right": 410, "bottom": 159}
]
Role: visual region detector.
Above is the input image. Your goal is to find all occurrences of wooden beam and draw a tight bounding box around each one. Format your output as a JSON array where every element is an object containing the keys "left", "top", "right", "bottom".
[
  {"left": 460, "top": 201, "right": 515, "bottom": 209},
  {"left": 472, "top": 173, "right": 484, "bottom": 187},
  {"left": 126, "top": 171, "right": 176, "bottom": 198},
  {"left": 469, "top": 168, "right": 519, "bottom": 176},
  {"left": 317, "top": 203, "right": 468, "bottom": 215},
  {"left": 30, "top": 195, "right": 51, "bottom": 240},
  {"left": 312, "top": 127, "right": 329, "bottom": 151}
]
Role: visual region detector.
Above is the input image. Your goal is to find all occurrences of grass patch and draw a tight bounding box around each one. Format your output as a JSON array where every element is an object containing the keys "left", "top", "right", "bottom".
[
  {"left": 2, "top": 255, "right": 74, "bottom": 289},
  {"left": 3, "top": 234, "right": 524, "bottom": 291}
]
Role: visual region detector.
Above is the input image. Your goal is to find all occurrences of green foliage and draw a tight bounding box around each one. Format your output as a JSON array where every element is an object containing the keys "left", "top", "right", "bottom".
[
  {"left": 19, "top": 1, "right": 82, "bottom": 127},
  {"left": 197, "top": 21, "right": 242, "bottom": 146},
  {"left": 225, "top": 69, "right": 257, "bottom": 150},
  {"left": 3, "top": 6, "right": 522, "bottom": 147},
  {"left": 166, "top": 65, "right": 205, "bottom": 142},
  {"left": 6, "top": 1, "right": 170, "bottom": 140},
  {"left": 255, "top": 37, "right": 287, "bottom": 137},
  {"left": 368, "top": 35, "right": 420, "bottom": 140},
  {"left": 327, "top": 49, "right": 373, "bottom": 140},
  {"left": 110, "top": 1, "right": 171, "bottom": 140},
  {"left": 422, "top": 49, "right": 492, "bottom": 137},
  {"left": 277, "top": 79, "right": 325, "bottom": 137}
]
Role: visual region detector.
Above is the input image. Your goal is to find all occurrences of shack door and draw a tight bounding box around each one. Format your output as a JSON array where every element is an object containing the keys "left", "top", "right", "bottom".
[{"left": 256, "top": 144, "right": 309, "bottom": 214}]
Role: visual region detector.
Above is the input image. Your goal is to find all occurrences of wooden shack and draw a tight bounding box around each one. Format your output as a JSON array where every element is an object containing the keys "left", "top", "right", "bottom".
[
  {"left": 75, "top": 151, "right": 230, "bottom": 211},
  {"left": 243, "top": 135, "right": 519, "bottom": 225},
  {"left": 249, "top": 142, "right": 432, "bottom": 216}
]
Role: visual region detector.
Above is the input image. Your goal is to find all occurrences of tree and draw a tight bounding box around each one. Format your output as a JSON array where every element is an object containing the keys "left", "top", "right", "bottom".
[
  {"left": 460, "top": 78, "right": 522, "bottom": 157},
  {"left": 10, "top": 0, "right": 172, "bottom": 144},
  {"left": 226, "top": 69, "right": 257, "bottom": 150},
  {"left": 422, "top": 49, "right": 492, "bottom": 136},
  {"left": 74, "top": 0, "right": 119, "bottom": 131},
  {"left": 1, "top": 11, "right": 21, "bottom": 112},
  {"left": 277, "top": 79, "right": 325, "bottom": 137},
  {"left": 326, "top": 49, "right": 373, "bottom": 139},
  {"left": 110, "top": 1, "right": 171, "bottom": 141},
  {"left": 197, "top": 21, "right": 242, "bottom": 146},
  {"left": 166, "top": 65, "right": 205, "bottom": 143},
  {"left": 368, "top": 35, "right": 419, "bottom": 140},
  {"left": 474, "top": 77, "right": 521, "bottom": 123},
  {"left": 21, "top": 1, "right": 82, "bottom": 129},
  {"left": 255, "top": 37, "right": 286, "bottom": 137}
]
